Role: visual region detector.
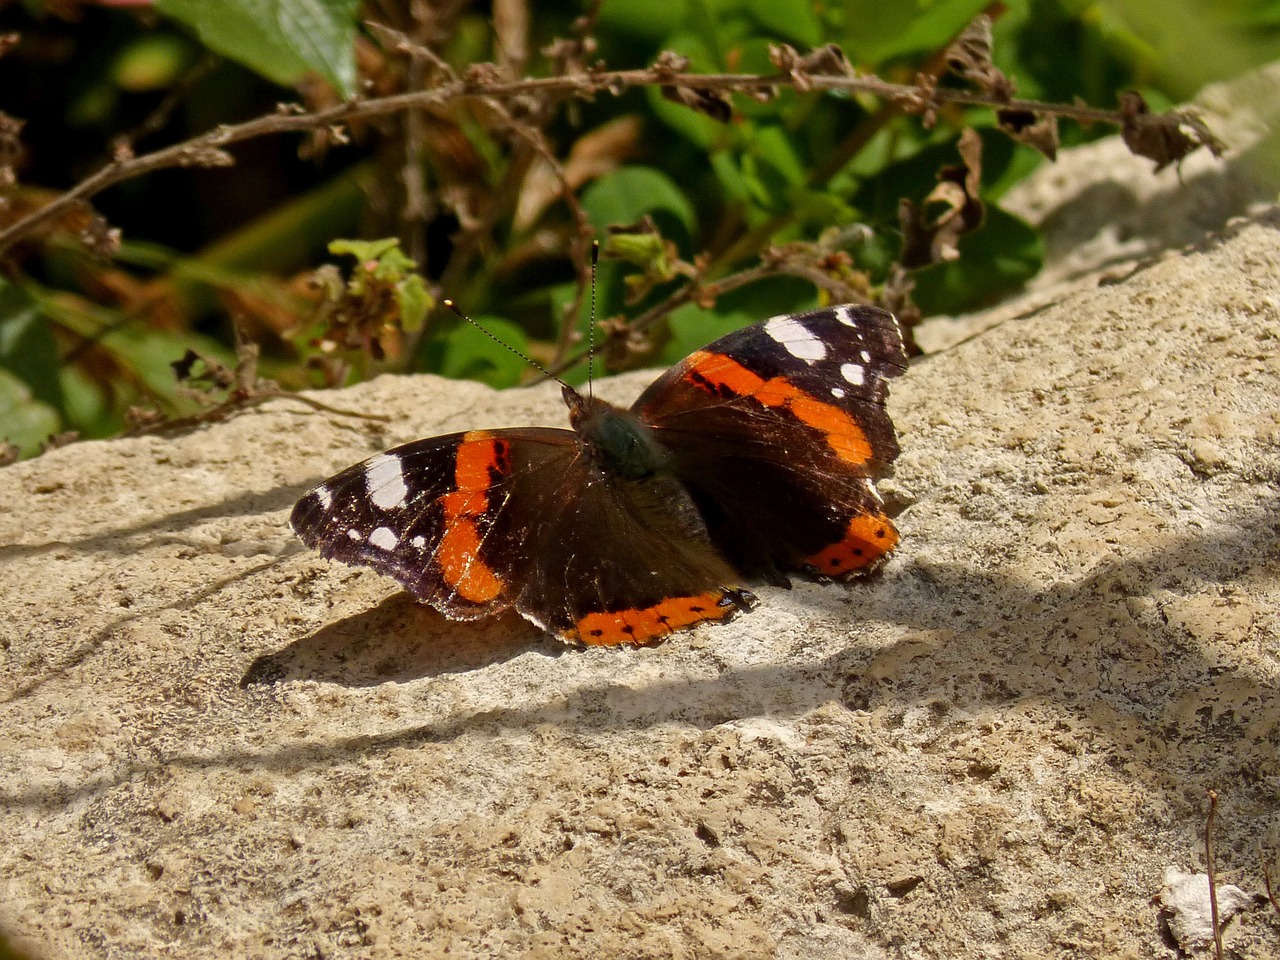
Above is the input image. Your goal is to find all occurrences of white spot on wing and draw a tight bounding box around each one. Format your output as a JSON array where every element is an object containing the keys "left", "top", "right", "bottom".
[
  {"left": 411, "top": 535, "right": 426, "bottom": 549},
  {"left": 314, "top": 486, "right": 332, "bottom": 509},
  {"left": 835, "top": 306, "right": 856, "bottom": 326},
  {"left": 347, "top": 529, "right": 361, "bottom": 540},
  {"left": 369, "top": 527, "right": 398, "bottom": 550},
  {"left": 841, "top": 363, "right": 866, "bottom": 386},
  {"left": 860, "top": 350, "right": 871, "bottom": 363},
  {"left": 764, "top": 315, "right": 827, "bottom": 362},
  {"left": 366, "top": 453, "right": 409, "bottom": 510},
  {"left": 831, "top": 387, "right": 846, "bottom": 399}
]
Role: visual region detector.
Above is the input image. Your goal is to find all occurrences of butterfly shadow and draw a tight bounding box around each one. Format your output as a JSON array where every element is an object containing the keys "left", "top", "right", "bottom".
[{"left": 241, "top": 592, "right": 559, "bottom": 688}]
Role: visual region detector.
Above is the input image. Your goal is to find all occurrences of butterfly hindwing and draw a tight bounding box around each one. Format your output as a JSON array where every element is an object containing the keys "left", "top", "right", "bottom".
[{"left": 502, "top": 453, "right": 756, "bottom": 644}]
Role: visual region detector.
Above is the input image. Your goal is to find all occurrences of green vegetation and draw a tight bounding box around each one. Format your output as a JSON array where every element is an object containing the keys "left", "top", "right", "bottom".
[{"left": 0, "top": 0, "right": 1262, "bottom": 458}]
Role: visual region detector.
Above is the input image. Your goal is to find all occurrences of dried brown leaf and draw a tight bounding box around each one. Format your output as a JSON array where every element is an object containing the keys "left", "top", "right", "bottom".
[
  {"left": 661, "top": 85, "right": 732, "bottom": 123},
  {"left": 899, "top": 73, "right": 940, "bottom": 129},
  {"left": 768, "top": 43, "right": 850, "bottom": 92},
  {"left": 898, "top": 128, "right": 985, "bottom": 269},
  {"left": 515, "top": 117, "right": 641, "bottom": 231},
  {"left": 651, "top": 50, "right": 691, "bottom": 78},
  {"left": 997, "top": 108, "right": 1058, "bottom": 160},
  {"left": 1119, "top": 91, "right": 1225, "bottom": 172},
  {"left": 0, "top": 111, "right": 25, "bottom": 189},
  {"left": 945, "top": 14, "right": 1015, "bottom": 101}
]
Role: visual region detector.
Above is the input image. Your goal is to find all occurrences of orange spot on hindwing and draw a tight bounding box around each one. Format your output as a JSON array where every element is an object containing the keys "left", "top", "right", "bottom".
[
  {"left": 573, "top": 590, "right": 749, "bottom": 646},
  {"left": 686, "top": 353, "right": 873, "bottom": 465},
  {"left": 436, "top": 431, "right": 508, "bottom": 603},
  {"left": 804, "top": 513, "right": 898, "bottom": 577}
]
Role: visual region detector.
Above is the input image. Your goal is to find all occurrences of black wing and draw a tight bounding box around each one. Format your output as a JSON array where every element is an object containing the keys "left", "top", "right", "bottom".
[
  {"left": 633, "top": 304, "right": 907, "bottom": 584},
  {"left": 291, "top": 426, "right": 754, "bottom": 645}
]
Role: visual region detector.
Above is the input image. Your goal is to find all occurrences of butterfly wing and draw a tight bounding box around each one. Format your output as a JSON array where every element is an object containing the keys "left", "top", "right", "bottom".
[
  {"left": 291, "top": 428, "right": 576, "bottom": 620},
  {"left": 292, "top": 426, "right": 754, "bottom": 645},
  {"left": 633, "top": 304, "right": 908, "bottom": 584},
  {"left": 508, "top": 456, "right": 756, "bottom": 645}
]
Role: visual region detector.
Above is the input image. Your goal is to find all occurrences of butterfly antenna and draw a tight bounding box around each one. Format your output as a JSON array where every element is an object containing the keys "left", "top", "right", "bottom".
[
  {"left": 587, "top": 240, "right": 599, "bottom": 400},
  {"left": 442, "top": 300, "right": 574, "bottom": 391}
]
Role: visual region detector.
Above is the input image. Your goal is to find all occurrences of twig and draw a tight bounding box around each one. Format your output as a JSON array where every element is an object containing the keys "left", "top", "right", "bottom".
[
  {"left": 543, "top": 254, "right": 858, "bottom": 378},
  {"left": 0, "top": 65, "right": 1161, "bottom": 258},
  {"left": 1206, "top": 789, "right": 1224, "bottom": 960},
  {"left": 125, "top": 387, "right": 389, "bottom": 437},
  {"left": 1264, "top": 859, "right": 1280, "bottom": 917}
]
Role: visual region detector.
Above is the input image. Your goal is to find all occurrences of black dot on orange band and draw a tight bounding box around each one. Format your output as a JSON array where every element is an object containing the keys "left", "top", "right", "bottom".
[
  {"left": 623, "top": 625, "right": 635, "bottom": 634},
  {"left": 590, "top": 628, "right": 603, "bottom": 637},
  {"left": 690, "top": 605, "right": 704, "bottom": 612},
  {"left": 854, "top": 547, "right": 863, "bottom": 555},
  {"left": 875, "top": 528, "right": 886, "bottom": 538}
]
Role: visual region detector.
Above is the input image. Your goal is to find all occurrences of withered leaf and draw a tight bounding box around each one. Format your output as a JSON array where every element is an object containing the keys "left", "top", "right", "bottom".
[
  {"left": 997, "top": 108, "right": 1059, "bottom": 160},
  {"left": 898, "top": 128, "right": 985, "bottom": 269},
  {"left": 879, "top": 264, "right": 921, "bottom": 354},
  {"left": 945, "top": 14, "right": 1014, "bottom": 102},
  {"left": 661, "top": 84, "right": 732, "bottom": 123},
  {"left": 1119, "top": 91, "right": 1225, "bottom": 172},
  {"left": 899, "top": 72, "right": 940, "bottom": 129},
  {"left": 171, "top": 349, "right": 234, "bottom": 390},
  {"left": 769, "top": 43, "right": 850, "bottom": 92},
  {"left": 651, "top": 50, "right": 691, "bottom": 77}
]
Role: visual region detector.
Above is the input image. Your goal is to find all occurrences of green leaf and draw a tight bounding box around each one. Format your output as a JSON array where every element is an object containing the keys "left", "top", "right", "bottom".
[
  {"left": 581, "top": 166, "right": 697, "bottom": 236},
  {"left": 113, "top": 34, "right": 194, "bottom": 92},
  {"left": 598, "top": 0, "right": 691, "bottom": 41},
  {"left": 745, "top": 0, "right": 823, "bottom": 48},
  {"left": 328, "top": 237, "right": 404, "bottom": 262},
  {"left": 0, "top": 369, "right": 60, "bottom": 458},
  {"left": 155, "top": 0, "right": 359, "bottom": 96},
  {"left": 396, "top": 275, "right": 431, "bottom": 334},
  {"left": 840, "top": 0, "right": 991, "bottom": 66},
  {"left": 439, "top": 318, "right": 531, "bottom": 389},
  {"left": 0, "top": 280, "right": 64, "bottom": 412}
]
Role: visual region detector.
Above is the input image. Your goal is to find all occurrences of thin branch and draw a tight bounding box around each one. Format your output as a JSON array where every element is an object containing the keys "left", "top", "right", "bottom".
[
  {"left": 1264, "top": 859, "right": 1280, "bottom": 917},
  {"left": 0, "top": 65, "right": 1166, "bottom": 258},
  {"left": 543, "top": 255, "right": 856, "bottom": 378},
  {"left": 1206, "top": 789, "right": 1224, "bottom": 960}
]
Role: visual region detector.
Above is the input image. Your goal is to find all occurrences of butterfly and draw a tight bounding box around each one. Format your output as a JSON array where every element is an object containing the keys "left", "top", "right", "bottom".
[{"left": 291, "top": 304, "right": 907, "bottom": 646}]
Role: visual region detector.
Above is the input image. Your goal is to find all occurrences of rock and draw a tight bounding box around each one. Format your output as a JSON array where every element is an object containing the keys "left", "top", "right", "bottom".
[{"left": 4, "top": 135, "right": 1280, "bottom": 960}]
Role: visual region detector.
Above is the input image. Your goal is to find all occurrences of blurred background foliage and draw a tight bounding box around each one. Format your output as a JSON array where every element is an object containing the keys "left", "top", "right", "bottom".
[{"left": 0, "top": 0, "right": 1274, "bottom": 457}]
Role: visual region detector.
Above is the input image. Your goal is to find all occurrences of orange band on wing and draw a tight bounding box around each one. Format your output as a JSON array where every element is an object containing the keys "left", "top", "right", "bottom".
[
  {"left": 573, "top": 591, "right": 740, "bottom": 646},
  {"left": 686, "top": 352, "right": 873, "bottom": 465},
  {"left": 436, "top": 431, "right": 508, "bottom": 603},
  {"left": 804, "top": 513, "right": 898, "bottom": 577}
]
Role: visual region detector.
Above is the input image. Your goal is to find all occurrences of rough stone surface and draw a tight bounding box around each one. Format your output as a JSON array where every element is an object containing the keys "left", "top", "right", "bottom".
[{"left": 4, "top": 187, "right": 1280, "bottom": 956}]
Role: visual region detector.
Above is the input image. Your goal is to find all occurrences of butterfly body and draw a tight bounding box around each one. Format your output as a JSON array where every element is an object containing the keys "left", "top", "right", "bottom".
[{"left": 291, "top": 304, "right": 907, "bottom": 646}]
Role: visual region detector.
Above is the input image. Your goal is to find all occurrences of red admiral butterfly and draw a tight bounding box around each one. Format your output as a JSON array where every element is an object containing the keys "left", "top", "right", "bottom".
[{"left": 291, "top": 304, "right": 907, "bottom": 646}]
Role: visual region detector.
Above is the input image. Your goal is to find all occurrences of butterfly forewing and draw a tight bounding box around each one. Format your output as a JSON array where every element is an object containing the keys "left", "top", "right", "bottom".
[
  {"left": 291, "top": 428, "right": 577, "bottom": 619},
  {"left": 633, "top": 304, "right": 907, "bottom": 583}
]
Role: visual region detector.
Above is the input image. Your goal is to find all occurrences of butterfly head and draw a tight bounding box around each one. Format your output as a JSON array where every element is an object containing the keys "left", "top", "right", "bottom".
[{"left": 563, "top": 384, "right": 665, "bottom": 480}]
